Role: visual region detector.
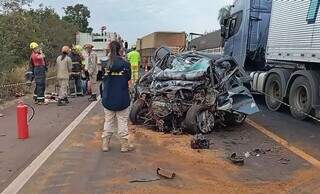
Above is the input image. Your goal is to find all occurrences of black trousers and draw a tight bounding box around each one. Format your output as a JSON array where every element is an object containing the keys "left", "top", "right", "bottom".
[
  {"left": 33, "top": 66, "right": 46, "bottom": 102},
  {"left": 69, "top": 73, "right": 82, "bottom": 95}
]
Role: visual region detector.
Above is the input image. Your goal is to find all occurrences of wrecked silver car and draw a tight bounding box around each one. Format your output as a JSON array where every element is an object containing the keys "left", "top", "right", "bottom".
[{"left": 130, "top": 47, "right": 259, "bottom": 134}]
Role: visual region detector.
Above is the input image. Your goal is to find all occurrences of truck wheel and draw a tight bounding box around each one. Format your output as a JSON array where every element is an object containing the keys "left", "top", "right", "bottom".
[
  {"left": 184, "top": 105, "right": 214, "bottom": 135},
  {"left": 130, "top": 99, "right": 146, "bottom": 124},
  {"left": 265, "top": 73, "right": 283, "bottom": 111},
  {"left": 289, "top": 76, "right": 312, "bottom": 120}
]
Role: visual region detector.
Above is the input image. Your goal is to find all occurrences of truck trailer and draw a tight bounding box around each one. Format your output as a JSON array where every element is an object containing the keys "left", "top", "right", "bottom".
[
  {"left": 220, "top": 0, "right": 320, "bottom": 120},
  {"left": 136, "top": 31, "right": 186, "bottom": 68},
  {"left": 76, "top": 31, "right": 123, "bottom": 63}
]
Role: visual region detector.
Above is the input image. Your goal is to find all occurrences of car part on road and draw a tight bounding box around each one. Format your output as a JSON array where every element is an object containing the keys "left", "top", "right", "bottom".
[
  {"left": 156, "top": 168, "right": 176, "bottom": 179},
  {"left": 250, "top": 148, "right": 271, "bottom": 157},
  {"left": 279, "top": 158, "right": 290, "bottom": 165},
  {"left": 191, "top": 134, "right": 210, "bottom": 149},
  {"left": 0, "top": 113, "right": 4, "bottom": 118},
  {"left": 130, "top": 47, "right": 259, "bottom": 134},
  {"left": 228, "top": 153, "right": 245, "bottom": 166},
  {"left": 129, "top": 178, "right": 161, "bottom": 183}
]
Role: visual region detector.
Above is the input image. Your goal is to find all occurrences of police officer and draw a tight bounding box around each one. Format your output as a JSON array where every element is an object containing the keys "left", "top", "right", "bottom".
[{"left": 101, "top": 41, "right": 133, "bottom": 152}]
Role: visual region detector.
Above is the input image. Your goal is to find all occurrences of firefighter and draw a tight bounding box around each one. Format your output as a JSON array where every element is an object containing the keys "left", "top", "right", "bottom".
[
  {"left": 83, "top": 43, "right": 98, "bottom": 101},
  {"left": 29, "top": 42, "right": 48, "bottom": 105},
  {"left": 56, "top": 46, "right": 72, "bottom": 106},
  {"left": 101, "top": 40, "right": 133, "bottom": 152},
  {"left": 69, "top": 45, "right": 84, "bottom": 97},
  {"left": 127, "top": 45, "right": 141, "bottom": 83}
]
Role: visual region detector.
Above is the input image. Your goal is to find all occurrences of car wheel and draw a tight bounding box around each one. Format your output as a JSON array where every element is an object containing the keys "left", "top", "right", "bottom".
[
  {"left": 184, "top": 105, "right": 215, "bottom": 135},
  {"left": 130, "top": 99, "right": 147, "bottom": 124}
]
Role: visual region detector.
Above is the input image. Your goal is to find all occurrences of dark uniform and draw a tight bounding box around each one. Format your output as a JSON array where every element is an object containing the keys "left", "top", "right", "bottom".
[
  {"left": 30, "top": 51, "right": 47, "bottom": 103},
  {"left": 69, "top": 51, "right": 83, "bottom": 96}
]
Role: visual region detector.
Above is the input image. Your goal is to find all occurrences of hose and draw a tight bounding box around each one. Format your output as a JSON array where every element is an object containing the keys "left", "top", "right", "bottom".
[{"left": 25, "top": 103, "right": 35, "bottom": 122}]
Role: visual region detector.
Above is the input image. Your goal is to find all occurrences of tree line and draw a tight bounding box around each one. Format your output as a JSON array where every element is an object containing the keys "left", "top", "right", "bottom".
[{"left": 0, "top": 0, "right": 92, "bottom": 72}]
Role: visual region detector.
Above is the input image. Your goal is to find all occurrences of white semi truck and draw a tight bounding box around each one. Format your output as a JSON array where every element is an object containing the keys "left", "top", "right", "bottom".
[
  {"left": 76, "top": 31, "right": 122, "bottom": 63},
  {"left": 192, "top": 0, "right": 320, "bottom": 121}
]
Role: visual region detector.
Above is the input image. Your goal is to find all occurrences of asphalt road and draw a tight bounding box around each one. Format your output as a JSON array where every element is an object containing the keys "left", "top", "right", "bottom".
[
  {"left": 0, "top": 93, "right": 320, "bottom": 193},
  {"left": 0, "top": 95, "right": 91, "bottom": 192},
  {"left": 17, "top": 103, "right": 320, "bottom": 194},
  {"left": 250, "top": 95, "right": 320, "bottom": 160}
]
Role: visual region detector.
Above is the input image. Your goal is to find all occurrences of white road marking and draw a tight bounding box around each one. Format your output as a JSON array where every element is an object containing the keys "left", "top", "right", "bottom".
[{"left": 1, "top": 97, "right": 101, "bottom": 194}]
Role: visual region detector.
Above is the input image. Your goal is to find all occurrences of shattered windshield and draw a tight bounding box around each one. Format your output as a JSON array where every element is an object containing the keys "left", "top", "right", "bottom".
[{"left": 166, "top": 57, "right": 210, "bottom": 73}]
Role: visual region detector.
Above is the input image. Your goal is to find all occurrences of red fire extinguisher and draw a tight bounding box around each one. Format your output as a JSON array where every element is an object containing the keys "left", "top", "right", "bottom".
[{"left": 16, "top": 101, "right": 35, "bottom": 139}]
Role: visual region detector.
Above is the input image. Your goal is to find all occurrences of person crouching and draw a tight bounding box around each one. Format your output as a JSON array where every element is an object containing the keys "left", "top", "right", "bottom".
[{"left": 56, "top": 46, "right": 72, "bottom": 106}]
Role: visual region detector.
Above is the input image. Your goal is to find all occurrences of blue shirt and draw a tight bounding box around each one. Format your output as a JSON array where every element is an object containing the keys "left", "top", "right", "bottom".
[{"left": 101, "top": 56, "right": 131, "bottom": 111}]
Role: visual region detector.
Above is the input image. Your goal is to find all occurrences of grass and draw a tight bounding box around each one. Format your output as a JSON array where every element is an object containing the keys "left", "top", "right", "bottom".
[{"left": 0, "top": 65, "right": 57, "bottom": 103}]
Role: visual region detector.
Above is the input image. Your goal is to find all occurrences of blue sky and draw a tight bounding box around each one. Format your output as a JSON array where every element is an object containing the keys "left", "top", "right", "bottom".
[{"left": 31, "top": 0, "right": 232, "bottom": 44}]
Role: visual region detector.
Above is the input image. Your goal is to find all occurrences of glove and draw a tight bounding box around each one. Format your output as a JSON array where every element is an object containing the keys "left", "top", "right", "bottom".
[
  {"left": 85, "top": 71, "right": 90, "bottom": 80},
  {"left": 97, "top": 70, "right": 103, "bottom": 81}
]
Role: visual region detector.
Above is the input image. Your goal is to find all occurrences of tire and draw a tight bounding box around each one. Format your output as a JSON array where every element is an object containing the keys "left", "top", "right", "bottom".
[
  {"left": 130, "top": 99, "right": 146, "bottom": 124},
  {"left": 225, "top": 112, "right": 247, "bottom": 126},
  {"left": 265, "top": 73, "right": 283, "bottom": 111},
  {"left": 184, "top": 105, "right": 214, "bottom": 135},
  {"left": 289, "top": 76, "right": 312, "bottom": 120}
]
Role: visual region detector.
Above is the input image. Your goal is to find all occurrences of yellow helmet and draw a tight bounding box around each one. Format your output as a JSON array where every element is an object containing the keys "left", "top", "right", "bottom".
[
  {"left": 62, "top": 46, "right": 70, "bottom": 53},
  {"left": 30, "top": 42, "right": 39, "bottom": 49},
  {"left": 74, "top": 45, "right": 83, "bottom": 53}
]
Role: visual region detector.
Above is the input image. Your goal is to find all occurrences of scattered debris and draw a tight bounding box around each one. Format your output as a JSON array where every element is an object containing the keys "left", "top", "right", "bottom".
[
  {"left": 129, "top": 178, "right": 161, "bottom": 183},
  {"left": 15, "top": 92, "right": 25, "bottom": 98},
  {"left": 45, "top": 92, "right": 58, "bottom": 100},
  {"left": 0, "top": 134, "right": 6, "bottom": 137},
  {"left": 244, "top": 152, "right": 250, "bottom": 158},
  {"left": 0, "top": 113, "right": 4, "bottom": 118},
  {"left": 279, "top": 158, "right": 290, "bottom": 165},
  {"left": 156, "top": 168, "right": 176, "bottom": 179},
  {"left": 130, "top": 168, "right": 176, "bottom": 183},
  {"left": 191, "top": 135, "right": 210, "bottom": 149},
  {"left": 228, "top": 153, "right": 245, "bottom": 166}
]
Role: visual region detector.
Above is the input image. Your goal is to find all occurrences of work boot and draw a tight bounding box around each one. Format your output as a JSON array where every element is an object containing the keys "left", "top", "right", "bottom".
[
  {"left": 57, "top": 99, "right": 66, "bottom": 106},
  {"left": 63, "top": 97, "right": 69, "bottom": 104},
  {"left": 102, "top": 135, "right": 112, "bottom": 152},
  {"left": 88, "top": 94, "right": 97, "bottom": 102},
  {"left": 120, "top": 138, "right": 134, "bottom": 153}
]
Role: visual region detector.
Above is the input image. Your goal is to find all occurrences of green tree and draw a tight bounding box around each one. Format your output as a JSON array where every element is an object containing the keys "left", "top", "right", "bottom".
[
  {"left": 0, "top": 4, "right": 77, "bottom": 72},
  {"left": 218, "top": 5, "right": 231, "bottom": 25},
  {"left": 62, "top": 4, "right": 91, "bottom": 33},
  {"left": 0, "top": 0, "right": 33, "bottom": 12}
]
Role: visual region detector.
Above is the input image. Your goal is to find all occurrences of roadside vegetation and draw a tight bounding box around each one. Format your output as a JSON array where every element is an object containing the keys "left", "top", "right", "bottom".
[{"left": 0, "top": 0, "right": 91, "bottom": 102}]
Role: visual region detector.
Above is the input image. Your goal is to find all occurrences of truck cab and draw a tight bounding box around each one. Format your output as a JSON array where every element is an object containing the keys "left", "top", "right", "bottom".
[
  {"left": 222, "top": 0, "right": 272, "bottom": 71},
  {"left": 221, "top": 0, "right": 320, "bottom": 120}
]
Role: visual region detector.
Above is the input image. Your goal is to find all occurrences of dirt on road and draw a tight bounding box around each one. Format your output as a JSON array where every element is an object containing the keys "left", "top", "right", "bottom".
[{"left": 18, "top": 107, "right": 320, "bottom": 194}]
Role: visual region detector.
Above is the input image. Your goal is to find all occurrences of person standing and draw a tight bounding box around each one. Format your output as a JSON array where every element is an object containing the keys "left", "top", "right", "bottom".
[
  {"left": 83, "top": 44, "right": 98, "bottom": 101},
  {"left": 56, "top": 46, "right": 72, "bottom": 106},
  {"left": 69, "top": 45, "right": 84, "bottom": 97},
  {"left": 101, "top": 41, "right": 133, "bottom": 153},
  {"left": 29, "top": 42, "right": 47, "bottom": 105},
  {"left": 127, "top": 45, "right": 141, "bottom": 84}
]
